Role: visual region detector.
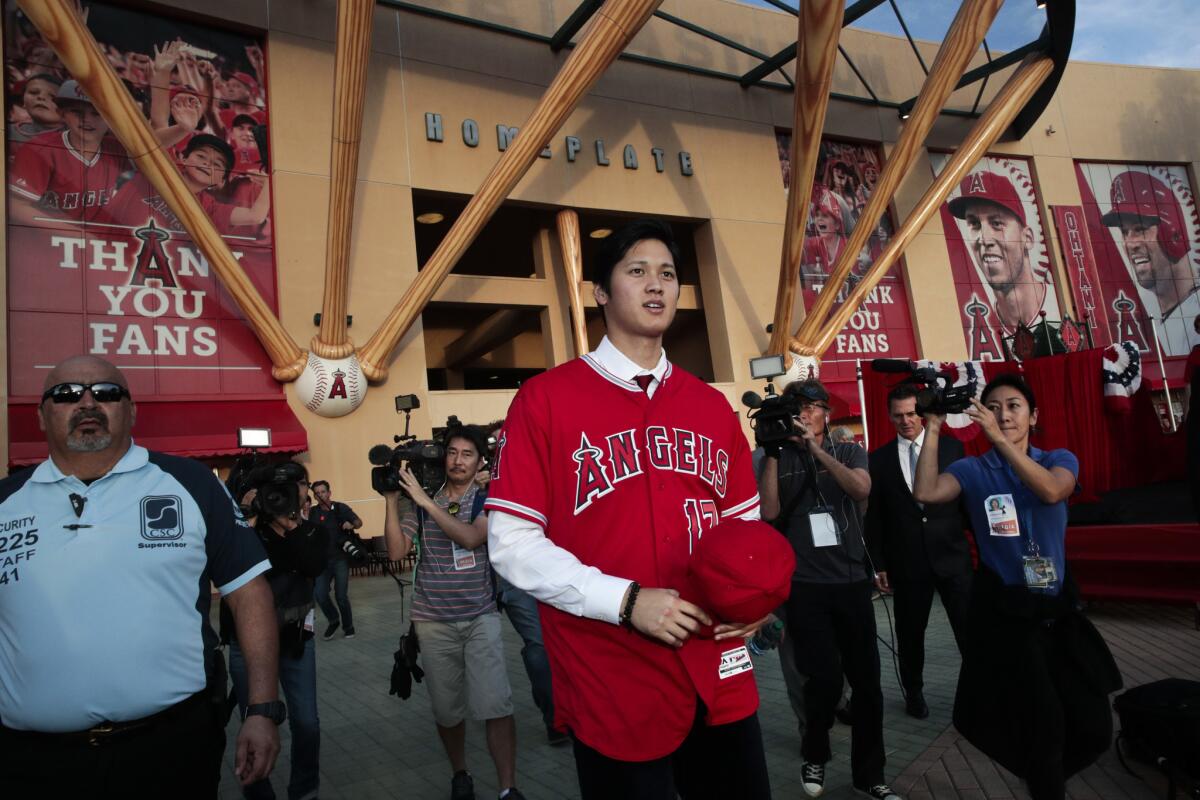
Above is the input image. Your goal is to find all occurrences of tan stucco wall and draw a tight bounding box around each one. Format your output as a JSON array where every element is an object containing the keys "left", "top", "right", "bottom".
[{"left": 3, "top": 0, "right": 1198, "bottom": 535}]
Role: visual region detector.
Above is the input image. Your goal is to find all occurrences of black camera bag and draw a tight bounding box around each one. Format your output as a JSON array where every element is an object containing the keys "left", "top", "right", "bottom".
[{"left": 1114, "top": 678, "right": 1200, "bottom": 797}]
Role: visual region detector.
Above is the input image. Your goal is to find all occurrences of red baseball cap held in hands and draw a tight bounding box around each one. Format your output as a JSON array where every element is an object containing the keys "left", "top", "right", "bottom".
[{"left": 688, "top": 519, "right": 794, "bottom": 623}]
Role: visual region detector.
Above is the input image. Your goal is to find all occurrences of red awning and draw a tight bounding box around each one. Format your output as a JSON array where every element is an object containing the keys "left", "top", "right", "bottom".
[{"left": 8, "top": 399, "right": 308, "bottom": 467}]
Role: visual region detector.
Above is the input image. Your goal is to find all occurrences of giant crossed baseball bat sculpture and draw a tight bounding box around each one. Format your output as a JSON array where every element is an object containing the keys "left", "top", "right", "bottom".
[
  {"left": 313, "top": 0, "right": 374, "bottom": 360},
  {"left": 767, "top": 0, "right": 845, "bottom": 358},
  {"left": 789, "top": 0, "right": 1004, "bottom": 354},
  {"left": 809, "top": 55, "right": 1054, "bottom": 355},
  {"left": 556, "top": 209, "right": 591, "bottom": 357},
  {"left": 356, "top": 0, "right": 663, "bottom": 382},
  {"left": 17, "top": 0, "right": 308, "bottom": 381}
]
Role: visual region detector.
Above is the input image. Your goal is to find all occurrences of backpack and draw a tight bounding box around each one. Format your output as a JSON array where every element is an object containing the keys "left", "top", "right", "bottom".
[{"left": 1114, "top": 678, "right": 1200, "bottom": 799}]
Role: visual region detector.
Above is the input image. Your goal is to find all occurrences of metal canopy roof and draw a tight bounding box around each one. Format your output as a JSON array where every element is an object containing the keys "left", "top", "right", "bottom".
[{"left": 379, "top": 0, "right": 1075, "bottom": 138}]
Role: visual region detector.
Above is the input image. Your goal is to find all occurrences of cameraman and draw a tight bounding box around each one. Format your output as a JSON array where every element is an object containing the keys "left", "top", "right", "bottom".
[
  {"left": 311, "top": 480, "right": 364, "bottom": 640},
  {"left": 222, "top": 464, "right": 328, "bottom": 800},
  {"left": 382, "top": 425, "right": 523, "bottom": 800},
  {"left": 756, "top": 380, "right": 899, "bottom": 800}
]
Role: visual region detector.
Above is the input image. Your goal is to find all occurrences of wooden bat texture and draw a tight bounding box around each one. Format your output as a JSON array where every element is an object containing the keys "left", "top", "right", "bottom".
[
  {"left": 314, "top": 0, "right": 375, "bottom": 359},
  {"left": 767, "top": 0, "right": 845, "bottom": 358},
  {"left": 792, "top": 0, "right": 1004, "bottom": 351},
  {"left": 356, "top": 0, "right": 663, "bottom": 382},
  {"left": 555, "top": 210, "right": 590, "bottom": 358},
  {"left": 807, "top": 56, "right": 1054, "bottom": 356},
  {"left": 17, "top": 0, "right": 308, "bottom": 381}
]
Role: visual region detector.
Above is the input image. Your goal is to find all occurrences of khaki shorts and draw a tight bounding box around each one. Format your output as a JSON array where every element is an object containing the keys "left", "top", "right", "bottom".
[{"left": 414, "top": 612, "right": 513, "bottom": 727}]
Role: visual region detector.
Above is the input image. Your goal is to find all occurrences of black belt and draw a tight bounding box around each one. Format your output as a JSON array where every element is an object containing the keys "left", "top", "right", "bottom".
[{"left": 0, "top": 690, "right": 210, "bottom": 747}]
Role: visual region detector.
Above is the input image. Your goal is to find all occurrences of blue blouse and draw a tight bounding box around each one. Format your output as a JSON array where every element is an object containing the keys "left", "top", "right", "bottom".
[{"left": 946, "top": 446, "right": 1079, "bottom": 595}]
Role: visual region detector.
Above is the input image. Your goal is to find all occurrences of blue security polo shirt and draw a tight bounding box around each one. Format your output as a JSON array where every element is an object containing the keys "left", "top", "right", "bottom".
[
  {"left": 946, "top": 446, "right": 1079, "bottom": 595},
  {"left": 0, "top": 443, "right": 269, "bottom": 732}
]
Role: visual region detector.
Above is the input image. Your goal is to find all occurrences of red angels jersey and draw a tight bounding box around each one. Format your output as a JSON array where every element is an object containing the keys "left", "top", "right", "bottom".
[
  {"left": 484, "top": 355, "right": 761, "bottom": 761},
  {"left": 8, "top": 130, "right": 129, "bottom": 222}
]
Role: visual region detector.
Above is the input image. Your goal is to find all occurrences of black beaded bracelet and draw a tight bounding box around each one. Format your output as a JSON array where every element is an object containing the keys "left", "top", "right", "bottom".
[{"left": 620, "top": 581, "right": 641, "bottom": 627}]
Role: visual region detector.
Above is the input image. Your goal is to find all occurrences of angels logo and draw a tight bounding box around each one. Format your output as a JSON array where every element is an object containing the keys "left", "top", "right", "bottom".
[
  {"left": 964, "top": 295, "right": 1004, "bottom": 361},
  {"left": 129, "top": 220, "right": 177, "bottom": 288},
  {"left": 328, "top": 369, "right": 348, "bottom": 400},
  {"left": 1111, "top": 291, "right": 1149, "bottom": 352},
  {"left": 573, "top": 433, "right": 614, "bottom": 513}
]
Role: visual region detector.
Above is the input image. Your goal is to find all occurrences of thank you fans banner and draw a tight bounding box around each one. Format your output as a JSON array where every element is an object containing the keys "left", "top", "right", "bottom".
[
  {"left": 4, "top": 0, "right": 278, "bottom": 400},
  {"left": 776, "top": 135, "right": 918, "bottom": 388}
]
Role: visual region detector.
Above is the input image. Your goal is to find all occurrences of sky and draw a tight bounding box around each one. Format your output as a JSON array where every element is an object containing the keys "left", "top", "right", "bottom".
[{"left": 738, "top": 0, "right": 1200, "bottom": 70}]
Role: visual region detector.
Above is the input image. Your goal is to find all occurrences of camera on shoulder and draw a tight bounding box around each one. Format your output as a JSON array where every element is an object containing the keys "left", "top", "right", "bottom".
[
  {"left": 227, "top": 458, "right": 307, "bottom": 519},
  {"left": 366, "top": 394, "right": 456, "bottom": 499}
]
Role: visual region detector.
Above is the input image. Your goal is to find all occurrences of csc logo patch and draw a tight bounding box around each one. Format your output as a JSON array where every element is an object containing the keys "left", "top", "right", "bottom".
[{"left": 140, "top": 496, "right": 184, "bottom": 540}]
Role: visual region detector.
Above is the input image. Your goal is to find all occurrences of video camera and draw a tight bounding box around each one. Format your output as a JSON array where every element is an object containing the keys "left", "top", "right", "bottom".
[
  {"left": 226, "top": 457, "right": 307, "bottom": 519},
  {"left": 368, "top": 394, "right": 453, "bottom": 498},
  {"left": 742, "top": 384, "right": 803, "bottom": 447},
  {"left": 871, "top": 358, "right": 977, "bottom": 415}
]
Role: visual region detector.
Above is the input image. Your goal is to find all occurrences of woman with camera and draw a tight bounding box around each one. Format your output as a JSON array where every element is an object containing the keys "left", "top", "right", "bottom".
[
  {"left": 222, "top": 463, "right": 329, "bottom": 800},
  {"left": 912, "top": 373, "right": 1120, "bottom": 800}
]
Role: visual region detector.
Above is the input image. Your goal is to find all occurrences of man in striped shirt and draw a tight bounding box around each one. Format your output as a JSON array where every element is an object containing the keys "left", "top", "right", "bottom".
[{"left": 383, "top": 425, "right": 524, "bottom": 800}]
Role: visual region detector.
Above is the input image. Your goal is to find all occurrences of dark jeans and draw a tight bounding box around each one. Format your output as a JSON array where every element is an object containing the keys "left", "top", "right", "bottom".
[
  {"left": 787, "top": 580, "right": 885, "bottom": 789},
  {"left": 230, "top": 638, "right": 320, "bottom": 800},
  {"left": 893, "top": 571, "right": 971, "bottom": 694},
  {"left": 496, "top": 575, "right": 554, "bottom": 727},
  {"left": 573, "top": 705, "right": 770, "bottom": 799},
  {"left": 0, "top": 691, "right": 223, "bottom": 798},
  {"left": 314, "top": 557, "right": 353, "bottom": 631}
]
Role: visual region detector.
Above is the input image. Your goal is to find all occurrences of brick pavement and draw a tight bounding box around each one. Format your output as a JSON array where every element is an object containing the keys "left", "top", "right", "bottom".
[{"left": 215, "top": 575, "right": 1199, "bottom": 799}]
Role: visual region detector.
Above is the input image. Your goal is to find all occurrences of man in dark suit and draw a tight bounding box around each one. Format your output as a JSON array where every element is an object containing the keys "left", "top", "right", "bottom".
[{"left": 865, "top": 384, "right": 971, "bottom": 719}]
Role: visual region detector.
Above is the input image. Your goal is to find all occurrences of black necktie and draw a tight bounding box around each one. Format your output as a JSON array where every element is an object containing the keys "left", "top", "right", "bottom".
[{"left": 634, "top": 374, "right": 654, "bottom": 394}]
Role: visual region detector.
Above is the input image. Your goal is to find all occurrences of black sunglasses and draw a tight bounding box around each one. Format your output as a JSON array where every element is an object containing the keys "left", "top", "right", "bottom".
[{"left": 41, "top": 382, "right": 131, "bottom": 404}]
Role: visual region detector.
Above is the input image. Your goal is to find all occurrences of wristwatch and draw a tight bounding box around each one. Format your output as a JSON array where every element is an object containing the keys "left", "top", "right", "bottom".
[{"left": 245, "top": 700, "right": 287, "bottom": 725}]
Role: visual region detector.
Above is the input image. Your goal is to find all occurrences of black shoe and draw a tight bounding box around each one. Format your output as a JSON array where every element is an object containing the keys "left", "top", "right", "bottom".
[
  {"left": 344, "top": 627, "right": 356, "bottom": 639},
  {"left": 905, "top": 691, "right": 929, "bottom": 719},
  {"left": 835, "top": 699, "right": 853, "bottom": 725},
  {"left": 801, "top": 762, "right": 825, "bottom": 797},
  {"left": 855, "top": 783, "right": 901, "bottom": 800},
  {"left": 322, "top": 621, "right": 340, "bottom": 641},
  {"left": 546, "top": 725, "right": 570, "bottom": 747},
  {"left": 451, "top": 770, "right": 475, "bottom": 800}
]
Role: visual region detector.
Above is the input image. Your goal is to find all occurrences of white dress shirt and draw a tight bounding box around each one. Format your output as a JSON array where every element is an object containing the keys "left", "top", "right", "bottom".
[
  {"left": 487, "top": 336, "right": 759, "bottom": 624},
  {"left": 897, "top": 428, "right": 926, "bottom": 494}
]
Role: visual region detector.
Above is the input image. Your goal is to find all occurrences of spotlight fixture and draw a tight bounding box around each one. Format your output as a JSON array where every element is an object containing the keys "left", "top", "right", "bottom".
[
  {"left": 1035, "top": 0, "right": 1046, "bottom": 8},
  {"left": 416, "top": 212, "right": 444, "bottom": 224},
  {"left": 589, "top": 228, "right": 613, "bottom": 239},
  {"left": 898, "top": 107, "right": 912, "bottom": 120}
]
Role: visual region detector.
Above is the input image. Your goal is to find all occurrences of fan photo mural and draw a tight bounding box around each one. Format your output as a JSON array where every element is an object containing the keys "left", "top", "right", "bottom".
[
  {"left": 4, "top": 1, "right": 277, "bottom": 400},
  {"left": 1073, "top": 162, "right": 1200, "bottom": 356},
  {"left": 776, "top": 134, "right": 917, "bottom": 389},
  {"left": 932, "top": 153, "right": 1064, "bottom": 361}
]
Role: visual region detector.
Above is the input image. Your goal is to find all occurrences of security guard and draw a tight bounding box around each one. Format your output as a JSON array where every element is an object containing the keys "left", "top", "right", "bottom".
[{"left": 0, "top": 355, "right": 283, "bottom": 797}]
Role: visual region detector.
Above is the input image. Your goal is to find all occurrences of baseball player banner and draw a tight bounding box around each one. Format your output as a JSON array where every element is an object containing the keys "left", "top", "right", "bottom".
[
  {"left": 1073, "top": 162, "right": 1200, "bottom": 357},
  {"left": 931, "top": 153, "right": 1064, "bottom": 361},
  {"left": 776, "top": 134, "right": 917, "bottom": 390},
  {"left": 4, "top": 1, "right": 277, "bottom": 400},
  {"left": 1050, "top": 205, "right": 1113, "bottom": 347}
]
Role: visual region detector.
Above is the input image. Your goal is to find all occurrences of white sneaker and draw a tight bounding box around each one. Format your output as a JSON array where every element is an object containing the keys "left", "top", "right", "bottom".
[
  {"left": 856, "top": 784, "right": 901, "bottom": 800},
  {"left": 801, "top": 762, "right": 825, "bottom": 797}
]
